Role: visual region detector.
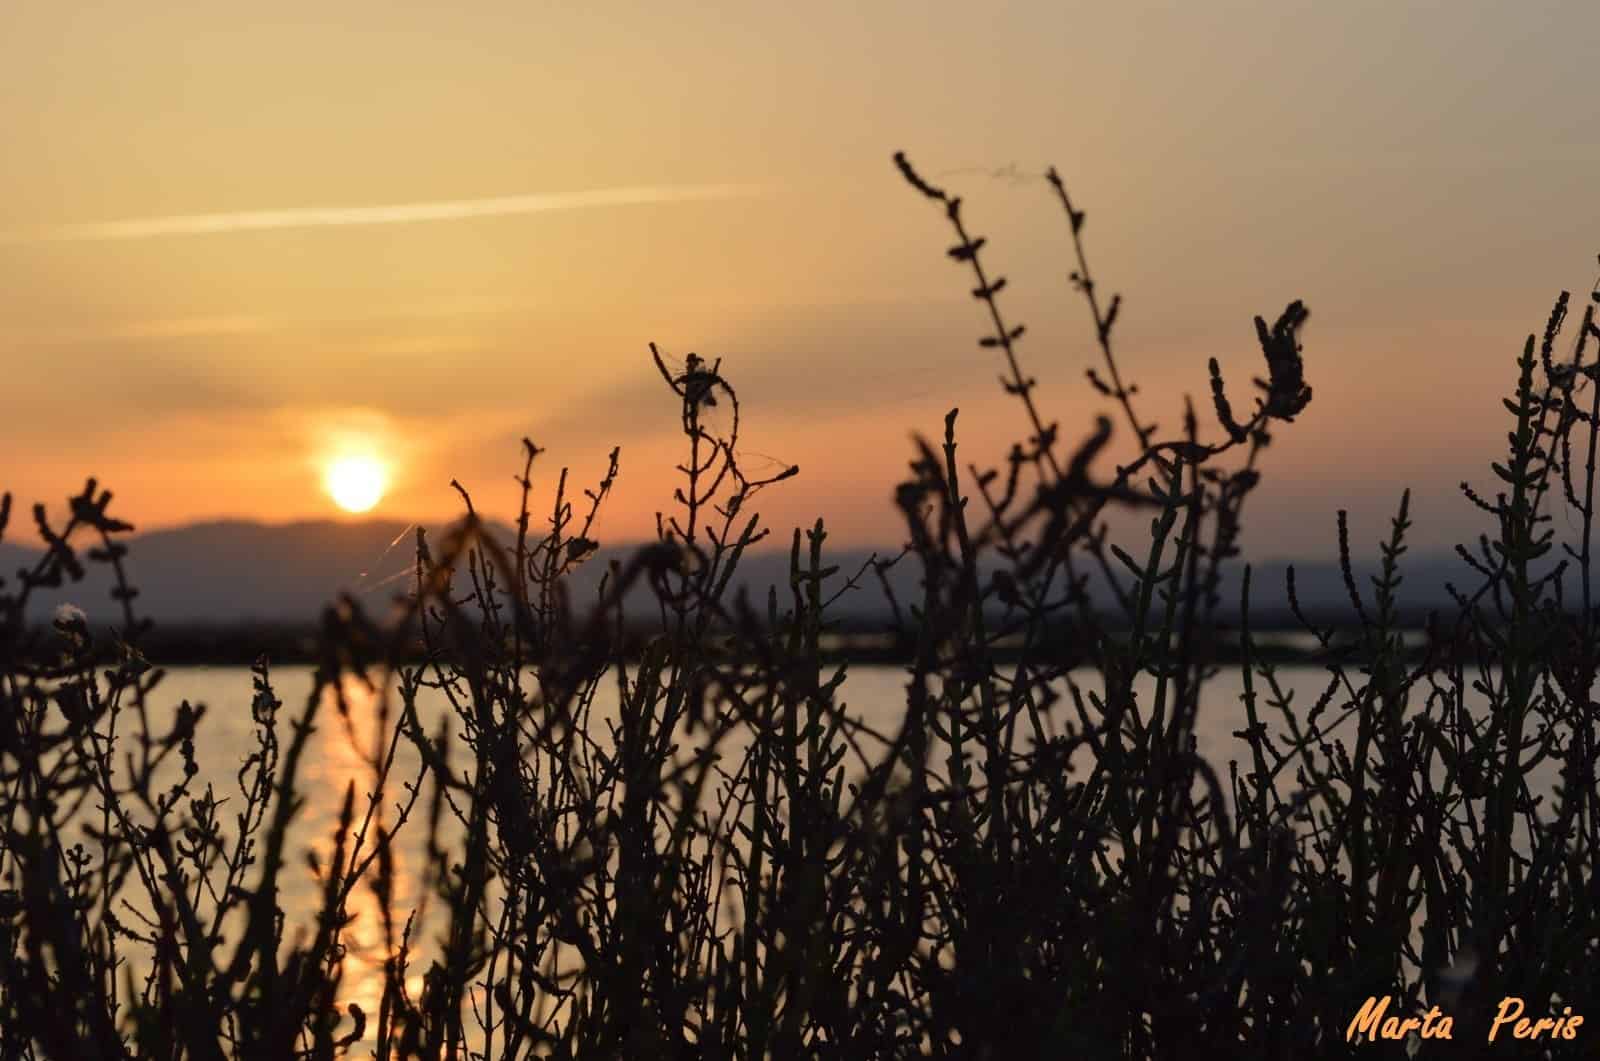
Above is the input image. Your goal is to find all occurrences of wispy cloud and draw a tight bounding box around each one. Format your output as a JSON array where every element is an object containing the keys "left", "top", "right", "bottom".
[
  {"left": 3, "top": 314, "right": 276, "bottom": 346},
  {"left": 11, "top": 183, "right": 769, "bottom": 243}
]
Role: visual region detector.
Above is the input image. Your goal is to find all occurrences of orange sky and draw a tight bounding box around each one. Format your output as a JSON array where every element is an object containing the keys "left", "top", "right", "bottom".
[{"left": 5, "top": 1, "right": 1599, "bottom": 558}]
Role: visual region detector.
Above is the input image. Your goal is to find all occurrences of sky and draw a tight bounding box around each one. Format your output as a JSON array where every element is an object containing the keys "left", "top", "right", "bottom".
[{"left": 4, "top": 0, "right": 1599, "bottom": 560}]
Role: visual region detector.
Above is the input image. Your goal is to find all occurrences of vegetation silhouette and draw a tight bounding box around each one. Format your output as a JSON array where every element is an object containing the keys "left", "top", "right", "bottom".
[{"left": 0, "top": 152, "right": 1597, "bottom": 1058}]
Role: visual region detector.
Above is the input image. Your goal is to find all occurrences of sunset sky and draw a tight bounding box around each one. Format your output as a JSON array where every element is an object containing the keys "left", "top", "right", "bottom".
[{"left": 5, "top": 1, "right": 1599, "bottom": 559}]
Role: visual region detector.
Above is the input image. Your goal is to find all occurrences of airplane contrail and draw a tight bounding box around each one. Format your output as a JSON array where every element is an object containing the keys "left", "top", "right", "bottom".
[{"left": 13, "top": 182, "right": 770, "bottom": 243}]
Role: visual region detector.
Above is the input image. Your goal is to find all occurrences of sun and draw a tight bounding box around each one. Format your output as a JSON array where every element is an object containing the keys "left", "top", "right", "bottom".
[{"left": 324, "top": 454, "right": 389, "bottom": 514}]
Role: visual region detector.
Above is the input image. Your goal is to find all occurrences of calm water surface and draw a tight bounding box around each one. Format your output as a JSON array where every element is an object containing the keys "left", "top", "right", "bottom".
[{"left": 115, "top": 662, "right": 1550, "bottom": 1033}]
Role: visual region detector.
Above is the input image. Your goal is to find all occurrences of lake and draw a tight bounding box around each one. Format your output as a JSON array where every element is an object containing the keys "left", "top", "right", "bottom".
[{"left": 104, "top": 660, "right": 1557, "bottom": 1040}]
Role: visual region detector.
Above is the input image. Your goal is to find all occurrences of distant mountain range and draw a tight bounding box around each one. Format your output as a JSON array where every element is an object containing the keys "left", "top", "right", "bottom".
[{"left": 0, "top": 517, "right": 1568, "bottom": 632}]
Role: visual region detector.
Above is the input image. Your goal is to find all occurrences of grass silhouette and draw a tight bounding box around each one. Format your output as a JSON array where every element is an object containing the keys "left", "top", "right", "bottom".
[{"left": 0, "top": 153, "right": 1596, "bottom": 1058}]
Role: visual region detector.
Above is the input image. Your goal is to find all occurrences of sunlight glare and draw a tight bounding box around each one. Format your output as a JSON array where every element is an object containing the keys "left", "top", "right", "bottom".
[{"left": 324, "top": 454, "right": 389, "bottom": 514}]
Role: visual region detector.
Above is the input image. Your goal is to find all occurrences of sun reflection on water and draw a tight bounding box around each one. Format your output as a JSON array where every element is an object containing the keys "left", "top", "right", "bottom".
[{"left": 300, "top": 670, "right": 434, "bottom": 1035}]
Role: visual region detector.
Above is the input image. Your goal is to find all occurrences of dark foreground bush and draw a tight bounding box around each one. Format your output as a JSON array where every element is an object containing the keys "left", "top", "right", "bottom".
[{"left": 1, "top": 155, "right": 1596, "bottom": 1059}]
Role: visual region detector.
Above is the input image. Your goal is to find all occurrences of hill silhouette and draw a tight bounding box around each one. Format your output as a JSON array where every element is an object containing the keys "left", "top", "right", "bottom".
[{"left": 0, "top": 516, "right": 1513, "bottom": 632}]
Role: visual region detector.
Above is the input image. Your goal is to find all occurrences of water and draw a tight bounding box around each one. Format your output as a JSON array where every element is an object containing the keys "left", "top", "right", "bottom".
[
  {"left": 91, "top": 661, "right": 1566, "bottom": 1040},
  {"left": 101, "top": 665, "right": 1318, "bottom": 992}
]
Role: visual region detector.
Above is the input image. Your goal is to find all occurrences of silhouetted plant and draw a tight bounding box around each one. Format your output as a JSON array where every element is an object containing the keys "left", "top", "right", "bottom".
[{"left": 0, "top": 152, "right": 1595, "bottom": 1060}]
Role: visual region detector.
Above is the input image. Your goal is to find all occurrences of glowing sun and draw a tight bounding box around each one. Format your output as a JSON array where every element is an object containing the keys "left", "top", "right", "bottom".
[{"left": 324, "top": 454, "right": 389, "bottom": 514}]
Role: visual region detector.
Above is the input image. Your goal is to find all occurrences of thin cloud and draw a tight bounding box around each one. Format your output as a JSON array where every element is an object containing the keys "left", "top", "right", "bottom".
[
  {"left": 12, "top": 183, "right": 770, "bottom": 243},
  {"left": 4, "top": 314, "right": 275, "bottom": 346},
  {"left": 4, "top": 296, "right": 544, "bottom": 348}
]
